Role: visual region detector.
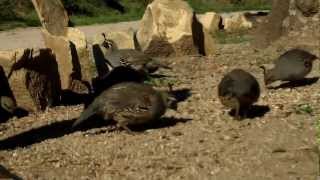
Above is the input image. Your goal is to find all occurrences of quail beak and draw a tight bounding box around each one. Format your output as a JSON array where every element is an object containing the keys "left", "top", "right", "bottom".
[
  {"left": 259, "top": 65, "right": 266, "bottom": 74},
  {"left": 259, "top": 65, "right": 272, "bottom": 86}
]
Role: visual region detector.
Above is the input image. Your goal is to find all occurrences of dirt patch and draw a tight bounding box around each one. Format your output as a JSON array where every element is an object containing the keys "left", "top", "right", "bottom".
[
  {"left": 0, "top": 21, "right": 140, "bottom": 51},
  {"left": 0, "top": 40, "right": 319, "bottom": 179}
]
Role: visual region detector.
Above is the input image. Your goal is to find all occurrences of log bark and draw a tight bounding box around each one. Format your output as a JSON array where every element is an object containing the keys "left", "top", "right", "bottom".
[{"left": 31, "top": 0, "right": 69, "bottom": 36}]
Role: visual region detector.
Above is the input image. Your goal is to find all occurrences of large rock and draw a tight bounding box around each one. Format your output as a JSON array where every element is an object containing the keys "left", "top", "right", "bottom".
[
  {"left": 0, "top": 49, "right": 25, "bottom": 65},
  {"left": 42, "top": 28, "right": 92, "bottom": 93},
  {"left": 0, "top": 50, "right": 31, "bottom": 110},
  {"left": 197, "top": 12, "right": 222, "bottom": 34},
  {"left": 8, "top": 48, "right": 61, "bottom": 111},
  {"left": 31, "top": 0, "right": 69, "bottom": 36},
  {"left": 0, "top": 48, "right": 60, "bottom": 111},
  {"left": 137, "top": 0, "right": 215, "bottom": 57},
  {"left": 222, "top": 12, "right": 253, "bottom": 32}
]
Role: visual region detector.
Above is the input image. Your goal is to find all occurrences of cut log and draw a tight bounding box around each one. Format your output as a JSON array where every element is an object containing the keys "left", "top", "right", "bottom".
[{"left": 31, "top": 0, "right": 69, "bottom": 36}]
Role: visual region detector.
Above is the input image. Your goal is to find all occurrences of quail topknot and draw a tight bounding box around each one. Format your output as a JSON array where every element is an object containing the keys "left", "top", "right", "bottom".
[
  {"left": 260, "top": 48, "right": 319, "bottom": 87},
  {"left": 218, "top": 69, "right": 260, "bottom": 120},
  {"left": 72, "top": 82, "right": 176, "bottom": 132}
]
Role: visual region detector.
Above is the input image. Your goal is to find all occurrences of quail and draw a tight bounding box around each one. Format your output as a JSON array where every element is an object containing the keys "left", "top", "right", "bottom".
[
  {"left": 260, "top": 49, "right": 319, "bottom": 86},
  {"left": 218, "top": 69, "right": 260, "bottom": 120},
  {"left": 72, "top": 82, "right": 176, "bottom": 132},
  {"left": 99, "top": 33, "right": 171, "bottom": 74}
]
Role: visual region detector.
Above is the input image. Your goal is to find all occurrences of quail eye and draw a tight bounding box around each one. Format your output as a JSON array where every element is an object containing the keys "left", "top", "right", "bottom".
[{"left": 102, "top": 41, "right": 110, "bottom": 48}]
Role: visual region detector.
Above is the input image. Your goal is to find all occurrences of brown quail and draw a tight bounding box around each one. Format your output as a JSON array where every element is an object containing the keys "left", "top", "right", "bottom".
[
  {"left": 72, "top": 82, "right": 176, "bottom": 132},
  {"left": 218, "top": 69, "right": 260, "bottom": 120},
  {"left": 260, "top": 49, "right": 318, "bottom": 86},
  {"left": 100, "top": 33, "right": 171, "bottom": 74}
]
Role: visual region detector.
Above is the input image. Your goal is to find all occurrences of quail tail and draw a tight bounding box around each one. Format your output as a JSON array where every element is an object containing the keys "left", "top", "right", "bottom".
[{"left": 72, "top": 102, "right": 100, "bottom": 129}]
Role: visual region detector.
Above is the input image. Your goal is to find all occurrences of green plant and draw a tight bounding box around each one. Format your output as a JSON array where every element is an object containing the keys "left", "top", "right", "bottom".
[
  {"left": 295, "top": 104, "right": 314, "bottom": 115},
  {"left": 186, "top": 0, "right": 271, "bottom": 13},
  {"left": 213, "top": 30, "right": 251, "bottom": 44}
]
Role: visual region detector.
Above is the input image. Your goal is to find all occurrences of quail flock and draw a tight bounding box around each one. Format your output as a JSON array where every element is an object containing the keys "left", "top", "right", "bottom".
[
  {"left": 1, "top": 35, "right": 318, "bottom": 132},
  {"left": 72, "top": 82, "right": 176, "bottom": 133},
  {"left": 260, "top": 48, "right": 318, "bottom": 87}
]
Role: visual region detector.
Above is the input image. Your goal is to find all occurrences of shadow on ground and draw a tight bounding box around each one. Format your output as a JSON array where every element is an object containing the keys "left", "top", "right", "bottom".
[
  {"left": 0, "top": 107, "right": 29, "bottom": 124},
  {"left": 171, "top": 88, "right": 192, "bottom": 102},
  {"left": 0, "top": 116, "right": 191, "bottom": 150},
  {"left": 0, "top": 164, "right": 23, "bottom": 180},
  {"left": 270, "top": 77, "right": 319, "bottom": 89},
  {"left": 0, "top": 119, "right": 76, "bottom": 150},
  {"left": 229, "top": 105, "right": 270, "bottom": 119}
]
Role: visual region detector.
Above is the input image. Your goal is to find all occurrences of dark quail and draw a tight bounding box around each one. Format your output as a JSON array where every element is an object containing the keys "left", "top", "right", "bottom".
[
  {"left": 218, "top": 69, "right": 260, "bottom": 120},
  {"left": 92, "top": 66, "right": 146, "bottom": 96},
  {"left": 72, "top": 82, "right": 176, "bottom": 132},
  {"left": 100, "top": 33, "right": 171, "bottom": 74},
  {"left": 260, "top": 49, "right": 319, "bottom": 86}
]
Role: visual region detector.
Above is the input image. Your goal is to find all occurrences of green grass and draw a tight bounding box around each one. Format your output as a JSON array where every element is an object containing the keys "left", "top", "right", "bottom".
[
  {"left": 213, "top": 30, "right": 252, "bottom": 44},
  {"left": 0, "top": 11, "right": 40, "bottom": 31},
  {"left": 69, "top": 0, "right": 145, "bottom": 25},
  {"left": 294, "top": 104, "right": 314, "bottom": 115},
  {"left": 187, "top": 0, "right": 271, "bottom": 13}
]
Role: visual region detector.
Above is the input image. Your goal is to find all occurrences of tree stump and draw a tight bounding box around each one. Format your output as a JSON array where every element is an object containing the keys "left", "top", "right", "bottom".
[
  {"left": 8, "top": 48, "right": 61, "bottom": 111},
  {"left": 252, "top": 0, "right": 320, "bottom": 56}
]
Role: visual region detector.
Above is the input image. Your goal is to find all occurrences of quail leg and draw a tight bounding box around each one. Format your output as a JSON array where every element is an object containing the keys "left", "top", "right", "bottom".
[
  {"left": 114, "top": 114, "right": 135, "bottom": 134},
  {"left": 241, "top": 106, "right": 249, "bottom": 119},
  {"left": 234, "top": 101, "right": 241, "bottom": 120},
  {"left": 116, "top": 122, "right": 134, "bottom": 134}
]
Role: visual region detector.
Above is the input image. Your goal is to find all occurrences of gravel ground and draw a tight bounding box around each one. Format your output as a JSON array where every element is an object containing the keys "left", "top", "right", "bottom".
[{"left": 0, "top": 40, "right": 319, "bottom": 179}]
